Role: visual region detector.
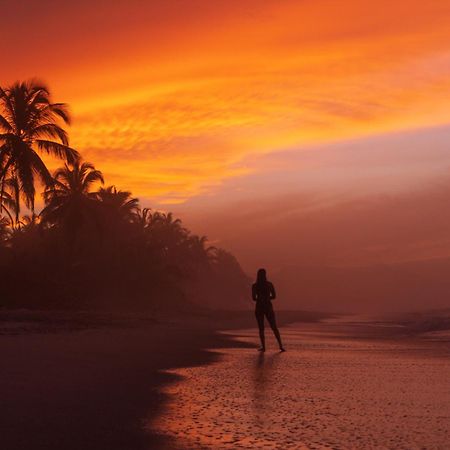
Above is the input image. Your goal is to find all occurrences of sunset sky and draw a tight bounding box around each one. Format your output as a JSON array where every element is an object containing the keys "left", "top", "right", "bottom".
[{"left": 3, "top": 0, "right": 450, "bottom": 271}]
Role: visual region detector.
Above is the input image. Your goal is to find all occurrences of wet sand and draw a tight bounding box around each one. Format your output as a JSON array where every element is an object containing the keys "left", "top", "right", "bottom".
[
  {"left": 0, "top": 322, "right": 214, "bottom": 450},
  {"left": 0, "top": 310, "right": 317, "bottom": 450},
  {"left": 151, "top": 317, "right": 450, "bottom": 449}
]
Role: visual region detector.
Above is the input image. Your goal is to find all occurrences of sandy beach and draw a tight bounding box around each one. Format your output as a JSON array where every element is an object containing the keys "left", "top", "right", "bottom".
[
  {"left": 2, "top": 3, "right": 450, "bottom": 449},
  {"left": 1, "top": 311, "right": 449, "bottom": 449},
  {"left": 0, "top": 310, "right": 316, "bottom": 450},
  {"left": 151, "top": 316, "right": 450, "bottom": 449},
  {"left": 0, "top": 313, "right": 218, "bottom": 450}
]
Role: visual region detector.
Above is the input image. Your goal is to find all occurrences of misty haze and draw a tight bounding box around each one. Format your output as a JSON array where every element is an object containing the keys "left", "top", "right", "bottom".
[{"left": 1, "top": 1, "right": 449, "bottom": 449}]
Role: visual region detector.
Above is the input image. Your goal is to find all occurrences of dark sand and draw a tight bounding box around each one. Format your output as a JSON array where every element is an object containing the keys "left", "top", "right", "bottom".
[
  {"left": 0, "top": 309, "right": 318, "bottom": 450},
  {"left": 152, "top": 315, "right": 450, "bottom": 449}
]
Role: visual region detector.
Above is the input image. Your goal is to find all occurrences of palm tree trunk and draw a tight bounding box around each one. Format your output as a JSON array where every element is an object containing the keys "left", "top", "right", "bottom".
[{"left": 0, "top": 157, "right": 12, "bottom": 213}]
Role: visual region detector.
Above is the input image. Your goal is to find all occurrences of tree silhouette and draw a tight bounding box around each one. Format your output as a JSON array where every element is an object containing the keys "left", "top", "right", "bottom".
[
  {"left": 0, "top": 216, "right": 10, "bottom": 242},
  {"left": 0, "top": 80, "right": 250, "bottom": 311},
  {"left": 41, "top": 160, "right": 104, "bottom": 228},
  {"left": 131, "top": 207, "right": 152, "bottom": 233},
  {"left": 0, "top": 178, "right": 17, "bottom": 226},
  {"left": 0, "top": 80, "right": 79, "bottom": 212},
  {"left": 3, "top": 176, "right": 21, "bottom": 226},
  {"left": 96, "top": 186, "right": 139, "bottom": 221}
]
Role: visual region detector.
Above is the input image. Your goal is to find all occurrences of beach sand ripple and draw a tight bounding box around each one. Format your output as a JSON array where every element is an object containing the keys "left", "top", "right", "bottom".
[{"left": 151, "top": 319, "right": 450, "bottom": 449}]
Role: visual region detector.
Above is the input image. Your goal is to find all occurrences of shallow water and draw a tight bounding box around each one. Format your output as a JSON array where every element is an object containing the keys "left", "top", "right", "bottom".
[{"left": 150, "top": 319, "right": 450, "bottom": 449}]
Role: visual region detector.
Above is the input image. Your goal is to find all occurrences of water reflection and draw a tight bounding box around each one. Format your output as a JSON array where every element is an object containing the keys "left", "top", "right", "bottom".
[{"left": 252, "top": 352, "right": 281, "bottom": 426}]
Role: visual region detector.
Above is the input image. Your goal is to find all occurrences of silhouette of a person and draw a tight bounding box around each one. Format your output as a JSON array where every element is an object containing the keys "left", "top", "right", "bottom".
[{"left": 252, "top": 268, "right": 285, "bottom": 352}]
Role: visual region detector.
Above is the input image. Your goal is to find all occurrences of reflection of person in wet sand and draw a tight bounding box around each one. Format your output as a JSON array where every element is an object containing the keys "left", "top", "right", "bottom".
[
  {"left": 252, "top": 268, "right": 285, "bottom": 352},
  {"left": 252, "top": 352, "right": 281, "bottom": 425}
]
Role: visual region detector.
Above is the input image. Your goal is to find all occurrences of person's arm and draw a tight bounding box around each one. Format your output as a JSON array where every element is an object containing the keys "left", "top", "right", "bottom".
[
  {"left": 269, "top": 282, "right": 276, "bottom": 300},
  {"left": 252, "top": 284, "right": 258, "bottom": 301}
]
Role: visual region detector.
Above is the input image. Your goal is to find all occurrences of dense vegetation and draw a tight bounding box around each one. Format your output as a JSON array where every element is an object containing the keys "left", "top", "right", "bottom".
[{"left": 0, "top": 80, "right": 249, "bottom": 310}]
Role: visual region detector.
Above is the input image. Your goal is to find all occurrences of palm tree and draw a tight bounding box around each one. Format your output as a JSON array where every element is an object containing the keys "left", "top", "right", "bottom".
[
  {"left": 41, "top": 160, "right": 104, "bottom": 228},
  {"left": 16, "top": 213, "right": 40, "bottom": 231},
  {"left": 131, "top": 207, "right": 152, "bottom": 231},
  {"left": 150, "top": 211, "right": 184, "bottom": 233},
  {"left": 0, "top": 216, "right": 10, "bottom": 242},
  {"left": 149, "top": 212, "right": 186, "bottom": 247},
  {"left": 95, "top": 185, "right": 139, "bottom": 220},
  {"left": 3, "top": 176, "right": 20, "bottom": 225},
  {"left": 184, "top": 235, "right": 213, "bottom": 277},
  {"left": 0, "top": 151, "right": 17, "bottom": 224},
  {"left": 0, "top": 180, "right": 17, "bottom": 226},
  {"left": 188, "top": 235, "right": 216, "bottom": 262},
  {"left": 0, "top": 79, "right": 79, "bottom": 212},
  {"left": 8, "top": 213, "right": 41, "bottom": 254}
]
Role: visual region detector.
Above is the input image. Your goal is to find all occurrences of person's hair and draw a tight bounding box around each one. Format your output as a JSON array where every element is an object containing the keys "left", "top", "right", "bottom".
[{"left": 256, "top": 268, "right": 267, "bottom": 285}]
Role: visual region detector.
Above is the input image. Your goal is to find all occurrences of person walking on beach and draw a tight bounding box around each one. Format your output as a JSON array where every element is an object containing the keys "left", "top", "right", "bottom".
[{"left": 252, "top": 268, "right": 285, "bottom": 352}]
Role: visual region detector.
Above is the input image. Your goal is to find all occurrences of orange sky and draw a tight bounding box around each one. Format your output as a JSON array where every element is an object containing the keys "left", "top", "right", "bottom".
[
  {"left": 3, "top": 0, "right": 450, "bottom": 204},
  {"left": 2, "top": 0, "right": 450, "bottom": 270}
]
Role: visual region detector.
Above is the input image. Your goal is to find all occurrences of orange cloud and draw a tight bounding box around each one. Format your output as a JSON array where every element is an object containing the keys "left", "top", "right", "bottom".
[{"left": 3, "top": 0, "right": 450, "bottom": 203}]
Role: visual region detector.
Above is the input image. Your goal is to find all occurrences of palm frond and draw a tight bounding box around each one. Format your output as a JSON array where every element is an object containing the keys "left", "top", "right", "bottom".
[
  {"left": 0, "top": 80, "right": 74, "bottom": 213},
  {"left": 4, "top": 176, "right": 20, "bottom": 220},
  {"left": 48, "top": 103, "right": 71, "bottom": 125},
  {"left": 0, "top": 132, "right": 18, "bottom": 142},
  {"left": 27, "top": 83, "right": 50, "bottom": 108},
  {"left": 15, "top": 153, "right": 36, "bottom": 211},
  {"left": 35, "top": 140, "right": 79, "bottom": 164},
  {"left": 0, "top": 87, "right": 16, "bottom": 128},
  {"left": 0, "top": 189, "right": 15, "bottom": 211},
  {"left": 0, "top": 114, "right": 12, "bottom": 132},
  {"left": 26, "top": 79, "right": 50, "bottom": 97},
  {"left": 82, "top": 168, "right": 104, "bottom": 191},
  {"left": 28, "top": 123, "right": 69, "bottom": 145}
]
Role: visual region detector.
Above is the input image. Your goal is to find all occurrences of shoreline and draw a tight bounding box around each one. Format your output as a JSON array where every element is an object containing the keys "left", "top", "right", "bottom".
[
  {"left": 151, "top": 318, "right": 450, "bottom": 449},
  {"left": 1, "top": 308, "right": 448, "bottom": 449},
  {"left": 0, "top": 309, "right": 325, "bottom": 450}
]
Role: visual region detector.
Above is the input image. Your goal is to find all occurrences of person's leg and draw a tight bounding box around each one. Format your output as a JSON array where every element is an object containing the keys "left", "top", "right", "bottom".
[
  {"left": 266, "top": 306, "right": 285, "bottom": 351},
  {"left": 255, "top": 309, "right": 265, "bottom": 351}
]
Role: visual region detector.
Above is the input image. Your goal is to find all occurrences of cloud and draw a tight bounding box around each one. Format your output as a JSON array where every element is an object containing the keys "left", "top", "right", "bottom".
[
  {"left": 3, "top": 0, "right": 450, "bottom": 205},
  {"left": 168, "top": 125, "right": 450, "bottom": 270}
]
